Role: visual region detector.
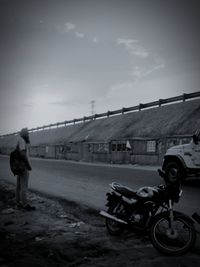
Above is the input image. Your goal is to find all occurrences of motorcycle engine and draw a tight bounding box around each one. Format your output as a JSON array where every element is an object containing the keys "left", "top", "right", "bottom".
[{"left": 131, "top": 214, "right": 142, "bottom": 223}]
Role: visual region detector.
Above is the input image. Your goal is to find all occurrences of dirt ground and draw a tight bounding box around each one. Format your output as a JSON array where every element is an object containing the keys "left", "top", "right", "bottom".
[{"left": 0, "top": 180, "right": 199, "bottom": 267}]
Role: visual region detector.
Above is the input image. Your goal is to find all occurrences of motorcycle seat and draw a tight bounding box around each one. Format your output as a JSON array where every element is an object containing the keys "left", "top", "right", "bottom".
[{"left": 112, "top": 183, "right": 137, "bottom": 198}]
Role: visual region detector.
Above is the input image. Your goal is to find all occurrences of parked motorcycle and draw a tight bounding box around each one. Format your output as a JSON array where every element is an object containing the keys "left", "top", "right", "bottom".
[{"left": 100, "top": 170, "right": 196, "bottom": 255}]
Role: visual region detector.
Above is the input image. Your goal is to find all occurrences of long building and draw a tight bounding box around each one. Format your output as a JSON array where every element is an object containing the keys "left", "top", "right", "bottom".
[{"left": 0, "top": 97, "right": 200, "bottom": 165}]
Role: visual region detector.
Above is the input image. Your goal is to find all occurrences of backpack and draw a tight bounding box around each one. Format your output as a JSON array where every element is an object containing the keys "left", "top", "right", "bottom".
[{"left": 10, "top": 148, "right": 26, "bottom": 176}]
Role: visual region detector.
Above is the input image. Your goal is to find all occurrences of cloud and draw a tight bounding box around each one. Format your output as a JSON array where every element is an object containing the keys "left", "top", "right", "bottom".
[
  {"left": 58, "top": 23, "right": 99, "bottom": 44},
  {"left": 56, "top": 22, "right": 76, "bottom": 34},
  {"left": 75, "top": 31, "right": 85, "bottom": 38},
  {"left": 117, "top": 38, "right": 139, "bottom": 45},
  {"left": 92, "top": 37, "right": 98, "bottom": 43},
  {"left": 64, "top": 22, "right": 76, "bottom": 32},
  {"left": 100, "top": 81, "right": 142, "bottom": 111},
  {"left": 130, "top": 59, "right": 165, "bottom": 80},
  {"left": 117, "top": 38, "right": 149, "bottom": 59},
  {"left": 58, "top": 22, "right": 99, "bottom": 44},
  {"left": 116, "top": 37, "right": 165, "bottom": 81},
  {"left": 131, "top": 66, "right": 143, "bottom": 79}
]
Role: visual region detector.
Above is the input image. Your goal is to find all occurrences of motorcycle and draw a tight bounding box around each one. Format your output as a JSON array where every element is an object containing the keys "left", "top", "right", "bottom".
[{"left": 100, "top": 169, "right": 196, "bottom": 255}]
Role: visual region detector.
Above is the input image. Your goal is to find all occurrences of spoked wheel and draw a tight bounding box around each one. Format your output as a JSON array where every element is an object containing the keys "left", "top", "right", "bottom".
[
  {"left": 150, "top": 212, "right": 196, "bottom": 255},
  {"left": 105, "top": 218, "right": 125, "bottom": 235},
  {"left": 105, "top": 204, "right": 126, "bottom": 235}
]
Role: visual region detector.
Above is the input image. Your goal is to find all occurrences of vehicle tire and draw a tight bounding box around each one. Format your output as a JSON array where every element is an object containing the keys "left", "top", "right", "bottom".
[
  {"left": 150, "top": 211, "right": 196, "bottom": 255},
  {"left": 105, "top": 217, "right": 125, "bottom": 235},
  {"left": 105, "top": 203, "right": 125, "bottom": 235},
  {"left": 165, "top": 161, "right": 185, "bottom": 183}
]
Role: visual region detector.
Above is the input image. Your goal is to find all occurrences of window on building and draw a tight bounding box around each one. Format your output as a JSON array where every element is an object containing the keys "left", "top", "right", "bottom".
[
  {"left": 117, "top": 143, "right": 122, "bottom": 151},
  {"left": 92, "top": 143, "right": 109, "bottom": 153},
  {"left": 147, "top": 140, "right": 156, "bottom": 153},
  {"left": 111, "top": 141, "right": 132, "bottom": 152},
  {"left": 101, "top": 143, "right": 109, "bottom": 153},
  {"left": 112, "top": 143, "right": 117, "bottom": 151},
  {"left": 122, "top": 143, "right": 126, "bottom": 151}
]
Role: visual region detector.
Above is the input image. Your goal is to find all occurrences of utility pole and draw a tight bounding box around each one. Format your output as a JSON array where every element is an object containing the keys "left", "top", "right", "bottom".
[{"left": 90, "top": 100, "right": 96, "bottom": 116}]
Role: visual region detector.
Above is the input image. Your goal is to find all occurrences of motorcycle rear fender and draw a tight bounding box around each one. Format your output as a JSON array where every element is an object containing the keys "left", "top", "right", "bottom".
[{"left": 110, "top": 189, "right": 122, "bottom": 197}]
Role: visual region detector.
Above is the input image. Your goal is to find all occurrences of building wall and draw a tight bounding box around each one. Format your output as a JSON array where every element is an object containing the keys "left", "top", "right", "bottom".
[
  {"left": 1, "top": 136, "right": 193, "bottom": 166},
  {"left": 45, "top": 145, "right": 56, "bottom": 158}
]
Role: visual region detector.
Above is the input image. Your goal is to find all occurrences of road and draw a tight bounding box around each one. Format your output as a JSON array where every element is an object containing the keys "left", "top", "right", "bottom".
[{"left": 0, "top": 155, "right": 199, "bottom": 216}]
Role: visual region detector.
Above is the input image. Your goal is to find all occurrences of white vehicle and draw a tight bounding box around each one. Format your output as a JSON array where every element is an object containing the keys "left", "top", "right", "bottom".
[{"left": 162, "top": 129, "right": 200, "bottom": 181}]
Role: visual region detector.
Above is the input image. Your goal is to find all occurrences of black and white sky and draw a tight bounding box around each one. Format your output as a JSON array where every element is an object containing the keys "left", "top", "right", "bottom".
[{"left": 0, "top": 0, "right": 199, "bottom": 134}]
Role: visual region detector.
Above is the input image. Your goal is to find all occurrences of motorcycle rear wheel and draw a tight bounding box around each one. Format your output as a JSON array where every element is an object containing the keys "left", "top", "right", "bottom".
[
  {"left": 105, "top": 198, "right": 126, "bottom": 235},
  {"left": 105, "top": 217, "right": 125, "bottom": 235},
  {"left": 150, "top": 211, "right": 196, "bottom": 255}
]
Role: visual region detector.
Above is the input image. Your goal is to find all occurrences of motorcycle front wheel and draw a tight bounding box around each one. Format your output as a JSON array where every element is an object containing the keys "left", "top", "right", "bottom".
[{"left": 150, "top": 211, "right": 196, "bottom": 255}]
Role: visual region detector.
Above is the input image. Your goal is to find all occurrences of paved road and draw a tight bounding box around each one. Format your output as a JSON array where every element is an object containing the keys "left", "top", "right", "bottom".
[
  {"left": 0, "top": 155, "right": 199, "bottom": 216},
  {"left": 1, "top": 155, "right": 200, "bottom": 251}
]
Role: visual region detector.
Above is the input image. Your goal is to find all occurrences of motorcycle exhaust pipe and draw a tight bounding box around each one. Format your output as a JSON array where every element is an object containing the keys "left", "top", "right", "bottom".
[{"left": 99, "top": 211, "right": 128, "bottom": 225}]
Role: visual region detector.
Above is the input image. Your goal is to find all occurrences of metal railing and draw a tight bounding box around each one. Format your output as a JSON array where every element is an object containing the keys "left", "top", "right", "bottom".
[{"left": 1, "top": 91, "right": 199, "bottom": 138}]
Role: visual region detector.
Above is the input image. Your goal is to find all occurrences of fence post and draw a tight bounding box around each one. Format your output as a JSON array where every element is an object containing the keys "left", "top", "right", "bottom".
[
  {"left": 182, "top": 93, "right": 186, "bottom": 102},
  {"left": 122, "top": 107, "right": 126, "bottom": 114},
  {"left": 139, "top": 104, "right": 143, "bottom": 111}
]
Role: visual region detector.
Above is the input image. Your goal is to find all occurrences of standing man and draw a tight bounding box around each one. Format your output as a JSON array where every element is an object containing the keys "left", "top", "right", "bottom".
[{"left": 16, "top": 128, "right": 35, "bottom": 211}]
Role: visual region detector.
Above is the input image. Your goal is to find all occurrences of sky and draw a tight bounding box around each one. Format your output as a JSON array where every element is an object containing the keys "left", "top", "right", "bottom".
[{"left": 0, "top": 0, "right": 199, "bottom": 135}]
